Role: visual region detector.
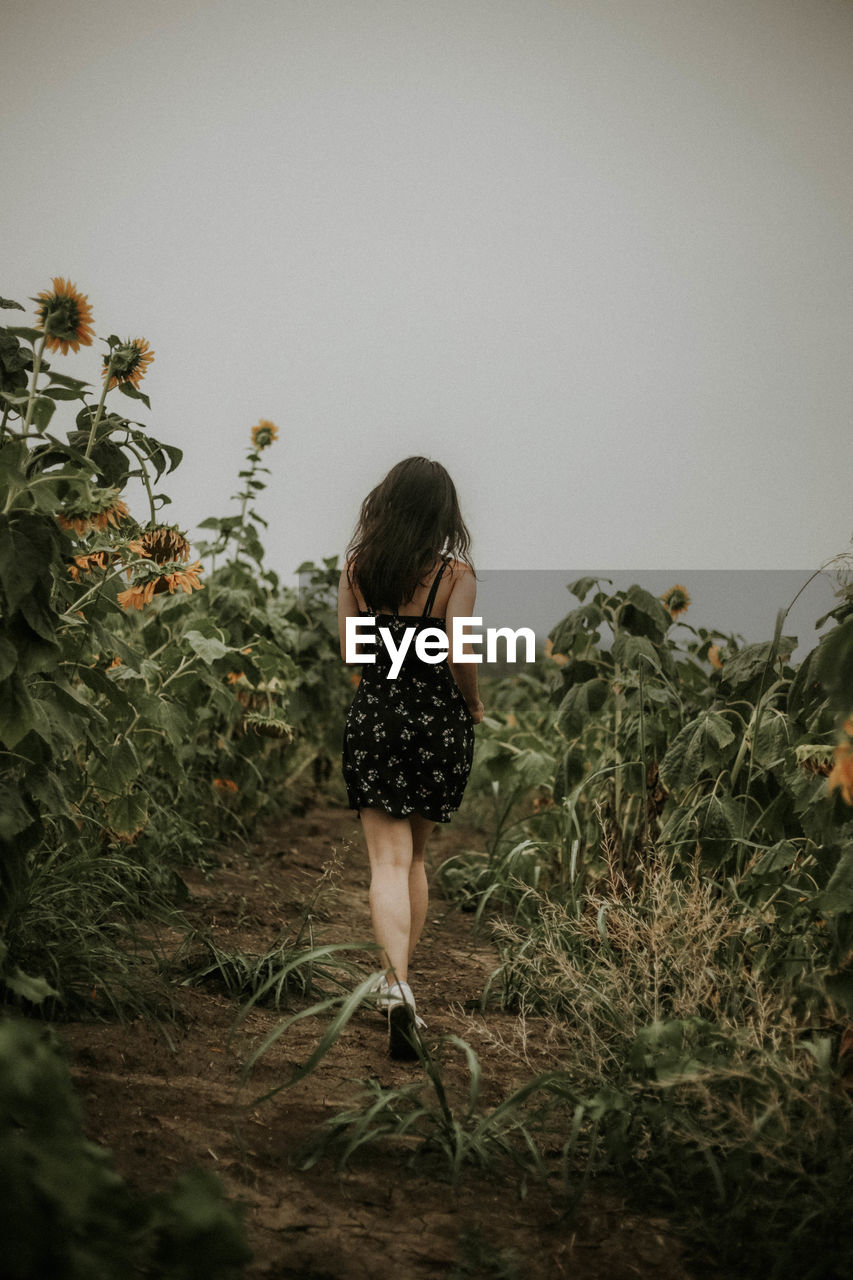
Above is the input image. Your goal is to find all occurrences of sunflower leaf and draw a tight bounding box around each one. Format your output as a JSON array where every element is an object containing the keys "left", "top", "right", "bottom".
[
  {"left": 4, "top": 967, "right": 59, "bottom": 1005},
  {"left": 44, "top": 386, "right": 87, "bottom": 402},
  {"left": 117, "top": 382, "right": 151, "bottom": 409},
  {"left": 0, "top": 297, "right": 25, "bottom": 311},
  {"left": 4, "top": 326, "right": 42, "bottom": 342},
  {"left": 45, "top": 371, "right": 91, "bottom": 389},
  {"left": 184, "top": 630, "right": 234, "bottom": 664}
]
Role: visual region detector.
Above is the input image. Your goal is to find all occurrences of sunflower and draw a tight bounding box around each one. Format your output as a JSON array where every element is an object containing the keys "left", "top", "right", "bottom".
[
  {"left": 661, "top": 584, "right": 691, "bottom": 618},
  {"left": 57, "top": 488, "right": 129, "bottom": 537},
  {"left": 827, "top": 739, "right": 853, "bottom": 806},
  {"left": 212, "top": 778, "right": 239, "bottom": 793},
  {"left": 116, "top": 560, "right": 204, "bottom": 610},
  {"left": 707, "top": 644, "right": 724, "bottom": 670},
  {"left": 251, "top": 419, "right": 279, "bottom": 450},
  {"left": 104, "top": 337, "right": 155, "bottom": 390},
  {"left": 34, "top": 277, "right": 96, "bottom": 355},
  {"left": 544, "top": 636, "right": 568, "bottom": 667},
  {"left": 244, "top": 712, "right": 294, "bottom": 741},
  {"left": 67, "top": 549, "right": 115, "bottom": 581},
  {"left": 138, "top": 525, "right": 190, "bottom": 564}
]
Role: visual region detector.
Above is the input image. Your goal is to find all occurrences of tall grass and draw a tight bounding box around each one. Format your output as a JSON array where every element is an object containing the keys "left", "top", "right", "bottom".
[
  {"left": 488, "top": 819, "right": 853, "bottom": 1279},
  {"left": 1, "top": 831, "right": 179, "bottom": 1018}
]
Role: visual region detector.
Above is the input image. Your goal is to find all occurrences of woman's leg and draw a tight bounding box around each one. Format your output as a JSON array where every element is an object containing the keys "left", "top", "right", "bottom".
[
  {"left": 407, "top": 813, "right": 435, "bottom": 963},
  {"left": 361, "top": 807, "right": 415, "bottom": 984}
]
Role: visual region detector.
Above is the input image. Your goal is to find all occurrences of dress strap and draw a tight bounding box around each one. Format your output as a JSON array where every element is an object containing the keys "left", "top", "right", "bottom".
[{"left": 421, "top": 559, "right": 449, "bottom": 619}]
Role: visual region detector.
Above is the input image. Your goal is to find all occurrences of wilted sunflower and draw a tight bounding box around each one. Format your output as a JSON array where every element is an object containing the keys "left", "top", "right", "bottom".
[
  {"left": 68, "top": 549, "right": 115, "bottom": 581},
  {"left": 661, "top": 584, "right": 691, "bottom": 618},
  {"left": 57, "top": 487, "right": 129, "bottom": 537},
  {"left": 827, "top": 739, "right": 853, "bottom": 806},
  {"left": 138, "top": 525, "right": 190, "bottom": 564},
  {"left": 34, "top": 277, "right": 95, "bottom": 355},
  {"left": 244, "top": 712, "right": 293, "bottom": 742},
  {"left": 116, "top": 560, "right": 204, "bottom": 611},
  {"left": 251, "top": 419, "right": 279, "bottom": 450},
  {"left": 544, "top": 636, "right": 569, "bottom": 666},
  {"left": 104, "top": 337, "right": 154, "bottom": 390},
  {"left": 707, "top": 644, "right": 724, "bottom": 669}
]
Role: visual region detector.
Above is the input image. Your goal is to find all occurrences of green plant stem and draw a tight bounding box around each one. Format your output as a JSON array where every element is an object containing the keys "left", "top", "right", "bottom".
[
  {"left": 21, "top": 332, "right": 48, "bottom": 436},
  {"left": 58, "top": 567, "right": 127, "bottom": 617},
  {"left": 83, "top": 359, "right": 115, "bottom": 459},
  {"left": 637, "top": 656, "right": 647, "bottom": 845},
  {"left": 736, "top": 611, "right": 786, "bottom": 862},
  {"left": 613, "top": 670, "right": 623, "bottom": 826},
  {"left": 125, "top": 441, "right": 157, "bottom": 524}
]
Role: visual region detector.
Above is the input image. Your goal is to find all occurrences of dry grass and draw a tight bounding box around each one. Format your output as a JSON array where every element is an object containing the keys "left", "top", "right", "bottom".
[{"left": 486, "top": 817, "right": 853, "bottom": 1277}]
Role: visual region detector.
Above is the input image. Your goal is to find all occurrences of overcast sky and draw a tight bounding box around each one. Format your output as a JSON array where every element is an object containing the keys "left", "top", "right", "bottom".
[{"left": 4, "top": 0, "right": 852, "bottom": 632}]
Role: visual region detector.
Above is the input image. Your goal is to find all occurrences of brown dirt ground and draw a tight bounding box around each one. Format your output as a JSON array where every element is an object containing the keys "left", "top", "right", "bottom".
[{"left": 57, "top": 803, "right": 706, "bottom": 1280}]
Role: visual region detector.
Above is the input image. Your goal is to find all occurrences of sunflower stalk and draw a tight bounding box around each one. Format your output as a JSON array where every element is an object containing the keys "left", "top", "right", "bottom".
[
  {"left": 59, "top": 565, "right": 128, "bottom": 619},
  {"left": 125, "top": 441, "right": 158, "bottom": 525},
  {"left": 83, "top": 354, "right": 116, "bottom": 459},
  {"left": 21, "top": 331, "right": 48, "bottom": 437}
]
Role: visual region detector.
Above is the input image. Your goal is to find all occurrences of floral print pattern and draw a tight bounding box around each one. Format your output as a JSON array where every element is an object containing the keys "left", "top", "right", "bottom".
[{"left": 342, "top": 611, "right": 475, "bottom": 824}]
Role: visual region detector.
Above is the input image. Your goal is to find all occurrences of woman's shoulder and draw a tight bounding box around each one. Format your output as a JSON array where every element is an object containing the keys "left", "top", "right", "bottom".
[{"left": 443, "top": 558, "right": 474, "bottom": 579}]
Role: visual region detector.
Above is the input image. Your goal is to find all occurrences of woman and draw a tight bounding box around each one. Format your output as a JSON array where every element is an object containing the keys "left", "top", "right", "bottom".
[{"left": 338, "top": 457, "right": 483, "bottom": 1059}]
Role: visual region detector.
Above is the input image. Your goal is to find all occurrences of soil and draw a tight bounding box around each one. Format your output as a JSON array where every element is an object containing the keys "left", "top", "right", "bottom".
[{"left": 57, "top": 803, "right": 703, "bottom": 1280}]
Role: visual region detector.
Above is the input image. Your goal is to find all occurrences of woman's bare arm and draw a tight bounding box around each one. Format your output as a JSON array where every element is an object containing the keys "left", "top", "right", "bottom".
[
  {"left": 337, "top": 566, "right": 360, "bottom": 661},
  {"left": 445, "top": 564, "right": 484, "bottom": 723}
]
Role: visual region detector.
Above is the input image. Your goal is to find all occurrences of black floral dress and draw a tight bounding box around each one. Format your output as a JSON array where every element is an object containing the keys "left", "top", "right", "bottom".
[{"left": 342, "top": 561, "right": 475, "bottom": 823}]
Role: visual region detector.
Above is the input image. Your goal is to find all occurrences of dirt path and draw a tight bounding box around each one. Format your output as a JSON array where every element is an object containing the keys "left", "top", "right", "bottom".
[{"left": 58, "top": 805, "right": 700, "bottom": 1279}]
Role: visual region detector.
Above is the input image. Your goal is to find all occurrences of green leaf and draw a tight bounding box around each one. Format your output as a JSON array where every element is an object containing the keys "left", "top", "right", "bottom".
[
  {"left": 74, "top": 664, "right": 133, "bottom": 717},
  {"left": 815, "top": 844, "right": 853, "bottom": 913},
  {"left": 19, "top": 586, "right": 57, "bottom": 645},
  {"left": 117, "top": 381, "right": 151, "bottom": 409},
  {"left": 0, "top": 784, "right": 34, "bottom": 839},
  {"left": 43, "top": 385, "right": 87, "bottom": 402},
  {"left": 567, "top": 576, "right": 608, "bottom": 602},
  {"left": 615, "top": 584, "right": 672, "bottom": 642},
  {"left": 752, "top": 840, "right": 799, "bottom": 874},
  {"left": 4, "top": 326, "right": 42, "bottom": 341},
  {"left": 0, "top": 630, "right": 17, "bottom": 680},
  {"left": 27, "top": 389, "right": 57, "bottom": 430},
  {"left": 695, "top": 791, "right": 747, "bottom": 862},
  {"left": 5, "top": 967, "right": 59, "bottom": 1005},
  {"left": 0, "top": 296, "right": 25, "bottom": 310},
  {"left": 26, "top": 766, "right": 73, "bottom": 818},
  {"left": 815, "top": 615, "right": 853, "bottom": 720},
  {"left": 0, "top": 515, "right": 50, "bottom": 612},
  {"left": 105, "top": 791, "right": 148, "bottom": 836},
  {"left": 556, "top": 678, "right": 610, "bottom": 734},
  {"left": 548, "top": 602, "right": 603, "bottom": 654},
  {"left": 0, "top": 676, "right": 44, "bottom": 749},
  {"left": 184, "top": 630, "right": 233, "bottom": 664},
  {"left": 45, "top": 370, "right": 91, "bottom": 390},
  {"left": 5, "top": 611, "right": 60, "bottom": 676},
  {"left": 88, "top": 737, "right": 140, "bottom": 797},
  {"left": 721, "top": 638, "right": 796, "bottom": 691},
  {"left": 659, "top": 711, "right": 737, "bottom": 794},
  {"left": 612, "top": 632, "right": 664, "bottom": 674}
]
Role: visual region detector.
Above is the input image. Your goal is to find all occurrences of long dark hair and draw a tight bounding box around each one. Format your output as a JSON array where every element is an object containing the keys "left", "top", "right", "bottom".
[{"left": 346, "top": 457, "right": 473, "bottom": 610}]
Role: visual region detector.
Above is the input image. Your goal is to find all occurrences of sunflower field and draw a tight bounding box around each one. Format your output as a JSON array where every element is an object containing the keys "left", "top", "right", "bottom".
[
  {"left": 0, "top": 281, "right": 351, "bottom": 1274},
  {"left": 1, "top": 278, "right": 852, "bottom": 1279},
  {"left": 440, "top": 569, "right": 853, "bottom": 1276}
]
